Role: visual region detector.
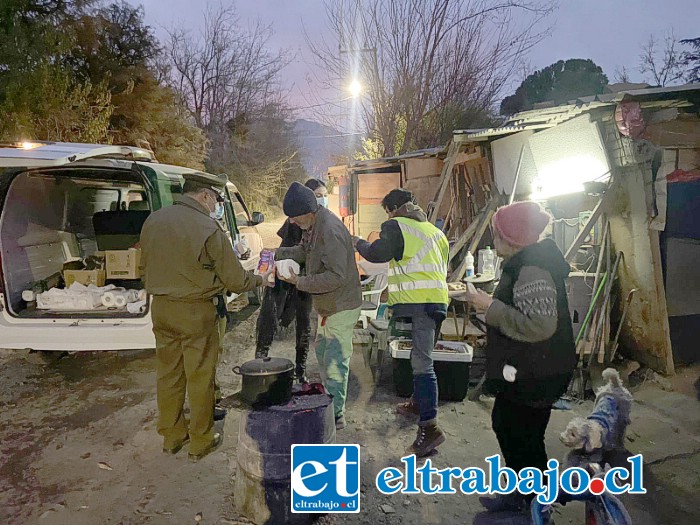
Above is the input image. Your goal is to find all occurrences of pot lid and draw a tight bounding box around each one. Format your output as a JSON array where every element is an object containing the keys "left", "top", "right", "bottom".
[{"left": 237, "top": 357, "right": 294, "bottom": 376}]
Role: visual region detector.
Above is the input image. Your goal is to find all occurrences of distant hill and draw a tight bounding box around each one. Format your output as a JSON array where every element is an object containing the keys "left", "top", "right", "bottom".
[{"left": 293, "top": 119, "right": 363, "bottom": 179}]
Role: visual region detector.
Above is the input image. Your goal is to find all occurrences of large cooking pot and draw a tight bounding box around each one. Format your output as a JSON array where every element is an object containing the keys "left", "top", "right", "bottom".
[{"left": 233, "top": 357, "right": 294, "bottom": 407}]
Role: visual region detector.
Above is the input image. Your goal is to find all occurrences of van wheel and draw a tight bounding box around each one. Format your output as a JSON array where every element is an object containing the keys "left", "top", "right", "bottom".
[{"left": 248, "top": 285, "right": 263, "bottom": 306}]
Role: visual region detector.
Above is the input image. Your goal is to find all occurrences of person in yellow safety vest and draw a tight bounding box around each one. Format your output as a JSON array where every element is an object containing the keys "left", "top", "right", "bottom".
[{"left": 353, "top": 189, "right": 449, "bottom": 457}]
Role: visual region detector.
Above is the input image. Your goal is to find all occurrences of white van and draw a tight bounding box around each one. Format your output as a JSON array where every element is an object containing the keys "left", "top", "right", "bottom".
[{"left": 0, "top": 142, "right": 265, "bottom": 351}]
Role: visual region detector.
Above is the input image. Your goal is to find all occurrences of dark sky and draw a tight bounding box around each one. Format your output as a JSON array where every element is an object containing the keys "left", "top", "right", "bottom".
[{"left": 140, "top": 0, "right": 699, "bottom": 120}]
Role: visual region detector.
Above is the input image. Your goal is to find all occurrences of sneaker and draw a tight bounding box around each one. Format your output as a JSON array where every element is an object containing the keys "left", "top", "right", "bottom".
[
  {"left": 188, "top": 433, "right": 223, "bottom": 462},
  {"left": 478, "top": 493, "right": 527, "bottom": 512},
  {"left": 163, "top": 435, "right": 189, "bottom": 455},
  {"left": 214, "top": 406, "right": 227, "bottom": 421},
  {"left": 406, "top": 424, "right": 445, "bottom": 457},
  {"left": 396, "top": 398, "right": 420, "bottom": 417},
  {"left": 335, "top": 415, "right": 346, "bottom": 430}
]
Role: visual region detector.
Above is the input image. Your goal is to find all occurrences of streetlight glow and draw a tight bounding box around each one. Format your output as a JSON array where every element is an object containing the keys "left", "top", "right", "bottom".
[{"left": 348, "top": 79, "right": 363, "bottom": 98}]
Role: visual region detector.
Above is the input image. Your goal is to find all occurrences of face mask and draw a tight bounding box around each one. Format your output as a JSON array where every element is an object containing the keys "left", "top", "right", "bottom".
[
  {"left": 210, "top": 202, "right": 225, "bottom": 220},
  {"left": 317, "top": 196, "right": 329, "bottom": 208}
]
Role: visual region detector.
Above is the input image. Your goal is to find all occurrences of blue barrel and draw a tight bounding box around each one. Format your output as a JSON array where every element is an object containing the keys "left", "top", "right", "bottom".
[{"left": 234, "top": 391, "right": 336, "bottom": 524}]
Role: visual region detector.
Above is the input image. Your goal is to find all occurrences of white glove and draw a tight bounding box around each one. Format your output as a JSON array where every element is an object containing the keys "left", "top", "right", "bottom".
[{"left": 503, "top": 364, "right": 517, "bottom": 383}]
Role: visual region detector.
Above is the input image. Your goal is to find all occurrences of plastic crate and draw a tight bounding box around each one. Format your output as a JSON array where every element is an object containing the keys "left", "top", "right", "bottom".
[{"left": 390, "top": 339, "right": 473, "bottom": 401}]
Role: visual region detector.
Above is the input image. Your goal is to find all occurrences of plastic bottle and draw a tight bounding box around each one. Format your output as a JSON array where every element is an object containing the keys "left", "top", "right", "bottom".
[
  {"left": 465, "top": 251, "right": 475, "bottom": 278},
  {"left": 481, "top": 246, "right": 495, "bottom": 275}
]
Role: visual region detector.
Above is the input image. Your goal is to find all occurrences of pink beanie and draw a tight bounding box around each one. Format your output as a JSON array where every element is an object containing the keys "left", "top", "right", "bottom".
[{"left": 492, "top": 201, "right": 551, "bottom": 248}]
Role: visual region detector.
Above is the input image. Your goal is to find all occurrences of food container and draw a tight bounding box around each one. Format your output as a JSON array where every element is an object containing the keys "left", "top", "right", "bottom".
[
  {"left": 276, "top": 259, "right": 300, "bottom": 280},
  {"left": 390, "top": 339, "right": 473, "bottom": 401},
  {"left": 233, "top": 357, "right": 294, "bottom": 407}
]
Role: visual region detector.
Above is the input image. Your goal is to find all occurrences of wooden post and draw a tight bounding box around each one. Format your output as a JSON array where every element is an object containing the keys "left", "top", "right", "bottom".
[
  {"left": 565, "top": 192, "right": 607, "bottom": 263},
  {"left": 428, "top": 140, "right": 463, "bottom": 223},
  {"left": 451, "top": 194, "right": 501, "bottom": 281}
]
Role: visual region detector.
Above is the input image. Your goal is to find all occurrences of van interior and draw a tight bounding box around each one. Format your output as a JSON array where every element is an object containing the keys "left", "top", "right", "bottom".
[{"left": 0, "top": 166, "right": 160, "bottom": 319}]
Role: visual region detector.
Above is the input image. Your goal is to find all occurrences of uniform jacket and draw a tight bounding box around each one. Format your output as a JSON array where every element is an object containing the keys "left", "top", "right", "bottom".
[
  {"left": 276, "top": 207, "right": 361, "bottom": 317},
  {"left": 140, "top": 195, "right": 262, "bottom": 301}
]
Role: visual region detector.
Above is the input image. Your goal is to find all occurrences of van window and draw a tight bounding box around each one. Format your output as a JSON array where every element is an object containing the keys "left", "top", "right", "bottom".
[{"left": 232, "top": 198, "right": 249, "bottom": 226}]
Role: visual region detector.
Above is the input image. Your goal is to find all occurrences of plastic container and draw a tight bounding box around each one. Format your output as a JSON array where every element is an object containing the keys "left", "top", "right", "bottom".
[
  {"left": 465, "top": 251, "right": 475, "bottom": 278},
  {"left": 390, "top": 339, "right": 473, "bottom": 401},
  {"left": 479, "top": 246, "right": 496, "bottom": 275}
]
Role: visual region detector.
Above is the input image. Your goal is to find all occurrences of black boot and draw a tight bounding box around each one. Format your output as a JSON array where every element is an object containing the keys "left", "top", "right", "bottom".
[
  {"left": 294, "top": 344, "right": 309, "bottom": 384},
  {"left": 295, "top": 363, "right": 308, "bottom": 384}
]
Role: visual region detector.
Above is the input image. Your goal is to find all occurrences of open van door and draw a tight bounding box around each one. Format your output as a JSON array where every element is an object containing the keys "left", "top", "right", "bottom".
[{"left": 0, "top": 142, "right": 155, "bottom": 168}]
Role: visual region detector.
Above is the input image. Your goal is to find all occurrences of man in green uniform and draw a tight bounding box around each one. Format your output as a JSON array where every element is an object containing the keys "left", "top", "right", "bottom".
[{"left": 140, "top": 179, "right": 272, "bottom": 461}]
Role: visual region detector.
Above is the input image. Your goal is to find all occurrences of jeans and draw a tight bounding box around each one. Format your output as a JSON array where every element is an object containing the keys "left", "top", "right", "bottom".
[
  {"left": 391, "top": 304, "right": 444, "bottom": 424},
  {"left": 315, "top": 307, "right": 362, "bottom": 418},
  {"left": 255, "top": 281, "right": 312, "bottom": 371},
  {"left": 492, "top": 393, "right": 552, "bottom": 472}
]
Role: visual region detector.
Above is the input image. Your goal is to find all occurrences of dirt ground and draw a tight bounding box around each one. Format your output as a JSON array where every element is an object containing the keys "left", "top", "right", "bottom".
[
  {"left": 1, "top": 221, "right": 699, "bottom": 524},
  {"left": 1, "top": 306, "right": 699, "bottom": 525}
]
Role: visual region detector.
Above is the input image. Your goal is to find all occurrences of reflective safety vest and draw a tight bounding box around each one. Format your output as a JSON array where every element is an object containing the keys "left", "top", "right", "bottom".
[{"left": 387, "top": 217, "right": 449, "bottom": 306}]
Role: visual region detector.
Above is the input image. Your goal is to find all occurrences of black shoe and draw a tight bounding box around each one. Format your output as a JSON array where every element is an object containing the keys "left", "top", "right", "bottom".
[
  {"left": 406, "top": 424, "right": 446, "bottom": 457},
  {"left": 335, "top": 415, "right": 346, "bottom": 430},
  {"left": 478, "top": 493, "right": 527, "bottom": 512},
  {"left": 214, "top": 406, "right": 227, "bottom": 421},
  {"left": 163, "top": 435, "right": 189, "bottom": 454},
  {"left": 188, "top": 433, "right": 223, "bottom": 462},
  {"left": 295, "top": 364, "right": 308, "bottom": 384}
]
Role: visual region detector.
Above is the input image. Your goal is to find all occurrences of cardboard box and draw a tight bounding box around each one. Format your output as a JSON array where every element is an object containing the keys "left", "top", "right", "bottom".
[
  {"left": 106, "top": 248, "right": 141, "bottom": 279},
  {"left": 64, "top": 269, "right": 106, "bottom": 287}
]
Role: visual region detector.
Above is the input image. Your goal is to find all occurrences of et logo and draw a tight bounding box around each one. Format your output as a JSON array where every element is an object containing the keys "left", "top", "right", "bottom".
[{"left": 290, "top": 444, "right": 360, "bottom": 513}]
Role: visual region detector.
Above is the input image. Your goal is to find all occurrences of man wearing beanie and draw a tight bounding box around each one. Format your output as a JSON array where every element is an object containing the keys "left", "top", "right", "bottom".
[
  {"left": 464, "top": 200, "right": 576, "bottom": 513},
  {"left": 354, "top": 188, "right": 449, "bottom": 457},
  {"left": 276, "top": 182, "right": 362, "bottom": 430}
]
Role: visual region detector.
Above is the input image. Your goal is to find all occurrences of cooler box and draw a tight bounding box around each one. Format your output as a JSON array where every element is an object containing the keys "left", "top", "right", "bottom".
[{"left": 390, "top": 339, "right": 473, "bottom": 401}]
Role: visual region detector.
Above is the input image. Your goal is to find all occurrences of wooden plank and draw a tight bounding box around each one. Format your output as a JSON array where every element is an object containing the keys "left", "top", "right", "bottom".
[
  {"left": 451, "top": 195, "right": 500, "bottom": 280},
  {"left": 448, "top": 194, "right": 499, "bottom": 261},
  {"left": 565, "top": 193, "right": 607, "bottom": 262},
  {"left": 428, "top": 141, "right": 460, "bottom": 223}
]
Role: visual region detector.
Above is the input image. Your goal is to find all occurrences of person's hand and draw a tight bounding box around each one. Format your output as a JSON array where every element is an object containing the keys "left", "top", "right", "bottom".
[
  {"left": 350, "top": 235, "right": 363, "bottom": 249},
  {"left": 503, "top": 364, "right": 517, "bottom": 383},
  {"left": 260, "top": 267, "right": 276, "bottom": 288},
  {"left": 463, "top": 289, "right": 493, "bottom": 312},
  {"left": 279, "top": 267, "right": 299, "bottom": 286}
]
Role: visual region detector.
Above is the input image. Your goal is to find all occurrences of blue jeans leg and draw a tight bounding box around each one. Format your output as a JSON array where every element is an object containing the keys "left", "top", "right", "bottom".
[{"left": 410, "top": 312, "right": 438, "bottom": 424}]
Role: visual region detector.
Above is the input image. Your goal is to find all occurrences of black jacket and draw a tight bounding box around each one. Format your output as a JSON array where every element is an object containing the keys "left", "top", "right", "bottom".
[{"left": 485, "top": 239, "right": 576, "bottom": 405}]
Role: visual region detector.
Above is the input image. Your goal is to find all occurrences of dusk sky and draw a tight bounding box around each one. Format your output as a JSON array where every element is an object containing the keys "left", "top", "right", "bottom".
[{"left": 139, "top": 0, "right": 700, "bottom": 120}]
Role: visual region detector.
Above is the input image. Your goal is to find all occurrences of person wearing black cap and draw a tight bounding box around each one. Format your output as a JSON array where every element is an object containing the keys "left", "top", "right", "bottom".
[
  {"left": 254, "top": 179, "right": 329, "bottom": 382},
  {"left": 276, "top": 182, "right": 362, "bottom": 430}
]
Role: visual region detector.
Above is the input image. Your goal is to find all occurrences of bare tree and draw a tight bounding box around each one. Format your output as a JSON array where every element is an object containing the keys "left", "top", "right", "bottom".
[
  {"left": 165, "top": 5, "right": 305, "bottom": 211},
  {"left": 639, "top": 32, "right": 685, "bottom": 87},
  {"left": 166, "top": 5, "right": 293, "bottom": 168},
  {"left": 614, "top": 66, "right": 632, "bottom": 84},
  {"left": 306, "top": 0, "right": 555, "bottom": 157}
]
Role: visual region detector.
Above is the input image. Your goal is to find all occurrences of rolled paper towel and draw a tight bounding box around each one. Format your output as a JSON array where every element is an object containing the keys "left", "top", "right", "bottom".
[
  {"left": 114, "top": 295, "right": 127, "bottom": 308},
  {"left": 127, "top": 299, "right": 147, "bottom": 314},
  {"left": 124, "top": 290, "right": 139, "bottom": 303},
  {"left": 22, "top": 290, "right": 36, "bottom": 302},
  {"left": 102, "top": 291, "right": 117, "bottom": 307}
]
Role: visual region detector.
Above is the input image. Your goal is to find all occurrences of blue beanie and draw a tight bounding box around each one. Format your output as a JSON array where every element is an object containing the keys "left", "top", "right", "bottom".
[{"left": 283, "top": 181, "right": 319, "bottom": 217}]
